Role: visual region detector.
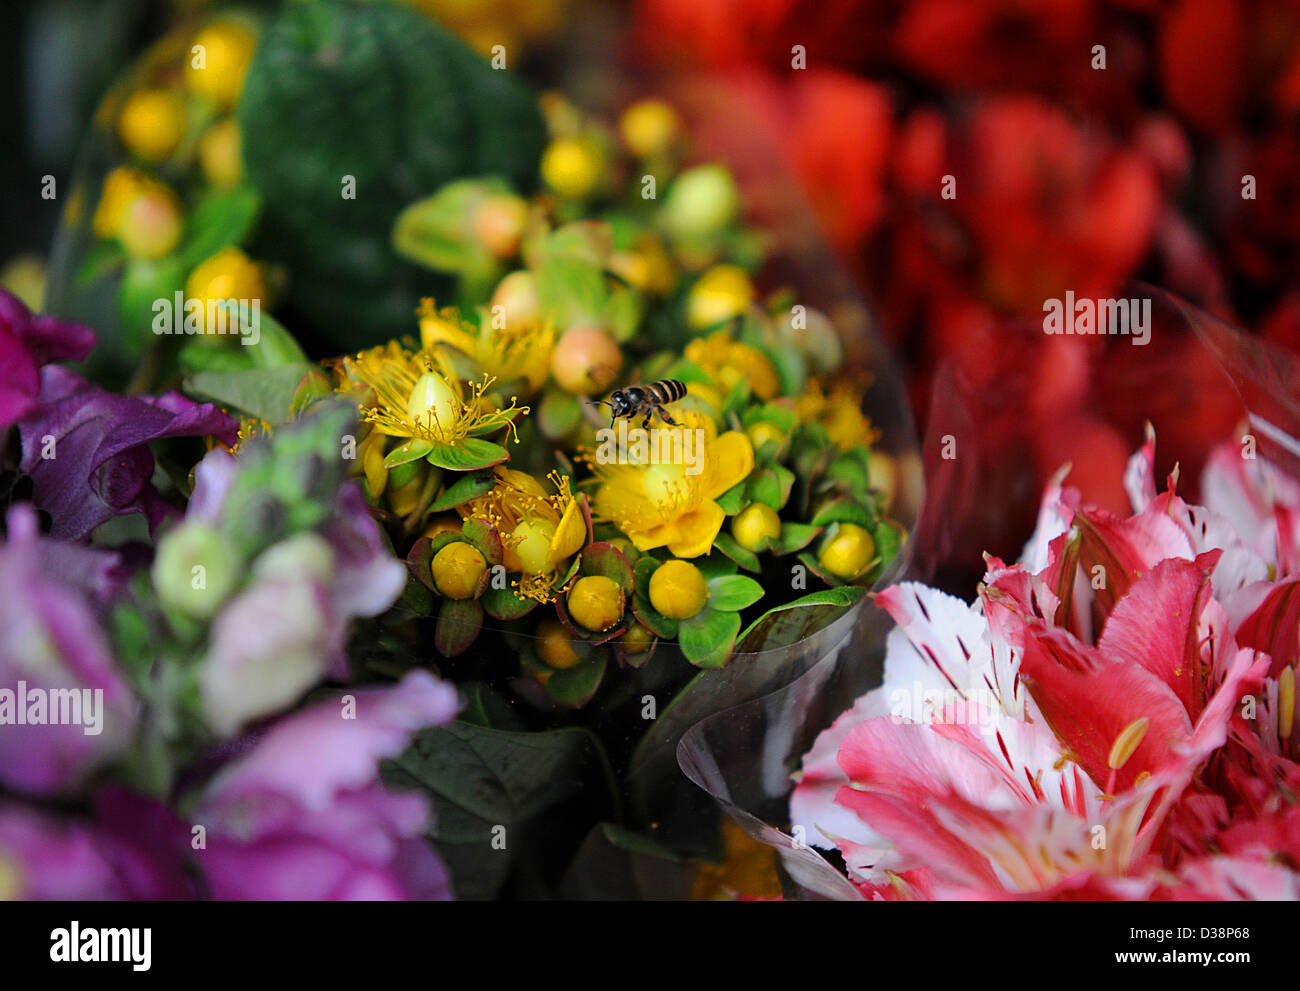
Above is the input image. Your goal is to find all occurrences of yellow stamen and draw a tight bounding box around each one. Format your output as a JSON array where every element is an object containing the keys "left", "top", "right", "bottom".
[
  {"left": 1279, "top": 665, "right": 1295, "bottom": 742},
  {"left": 1107, "top": 717, "right": 1150, "bottom": 771}
]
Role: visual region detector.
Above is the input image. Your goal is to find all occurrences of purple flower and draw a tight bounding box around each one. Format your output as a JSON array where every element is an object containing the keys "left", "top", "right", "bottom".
[
  {"left": 18, "top": 366, "right": 238, "bottom": 540},
  {"left": 0, "top": 289, "right": 94, "bottom": 431},
  {"left": 185, "top": 447, "right": 408, "bottom": 735},
  {"left": 0, "top": 505, "right": 137, "bottom": 796},
  {"left": 0, "top": 792, "right": 192, "bottom": 899},
  {"left": 186, "top": 670, "right": 460, "bottom": 899}
]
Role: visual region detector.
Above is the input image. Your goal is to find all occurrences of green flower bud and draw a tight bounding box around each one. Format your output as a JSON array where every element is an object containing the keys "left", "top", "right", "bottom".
[{"left": 152, "top": 522, "right": 241, "bottom": 620}]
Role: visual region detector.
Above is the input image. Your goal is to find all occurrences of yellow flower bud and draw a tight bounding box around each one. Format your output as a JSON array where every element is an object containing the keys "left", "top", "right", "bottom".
[
  {"left": 537, "top": 618, "right": 582, "bottom": 669},
  {"left": 199, "top": 118, "right": 243, "bottom": 188},
  {"left": 490, "top": 270, "right": 540, "bottom": 329},
  {"left": 406, "top": 370, "right": 462, "bottom": 439},
  {"left": 745, "top": 420, "right": 785, "bottom": 452},
  {"left": 869, "top": 452, "right": 898, "bottom": 513},
  {"left": 616, "top": 621, "right": 656, "bottom": 656},
  {"left": 540, "top": 137, "right": 603, "bottom": 200},
  {"left": 731, "top": 502, "right": 781, "bottom": 552},
  {"left": 387, "top": 465, "right": 427, "bottom": 517},
  {"left": 93, "top": 167, "right": 152, "bottom": 239},
  {"left": 551, "top": 326, "right": 621, "bottom": 395},
  {"left": 117, "top": 88, "right": 187, "bottom": 162},
  {"left": 118, "top": 186, "right": 183, "bottom": 259},
  {"left": 473, "top": 193, "right": 529, "bottom": 259},
  {"left": 567, "top": 575, "right": 624, "bottom": 632},
  {"left": 688, "top": 265, "right": 754, "bottom": 329},
  {"left": 431, "top": 541, "right": 487, "bottom": 600},
  {"left": 619, "top": 99, "right": 680, "bottom": 159},
  {"left": 649, "top": 560, "right": 709, "bottom": 620},
  {"left": 818, "top": 523, "right": 876, "bottom": 581},
  {"left": 186, "top": 20, "right": 257, "bottom": 110},
  {"left": 508, "top": 519, "right": 557, "bottom": 575},
  {"left": 184, "top": 247, "right": 268, "bottom": 335}
]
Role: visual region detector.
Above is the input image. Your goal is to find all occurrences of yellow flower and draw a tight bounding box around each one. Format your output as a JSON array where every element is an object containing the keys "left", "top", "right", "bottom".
[
  {"left": 343, "top": 343, "right": 528, "bottom": 450},
  {"left": 117, "top": 88, "right": 186, "bottom": 162},
  {"left": 796, "top": 378, "right": 879, "bottom": 450},
  {"left": 819, "top": 522, "right": 876, "bottom": 580},
  {"left": 690, "top": 819, "right": 782, "bottom": 901},
  {"left": 93, "top": 167, "right": 163, "bottom": 240},
  {"left": 567, "top": 575, "right": 624, "bottom": 631},
  {"left": 186, "top": 19, "right": 258, "bottom": 110},
  {"left": 684, "top": 330, "right": 780, "bottom": 400},
  {"left": 459, "top": 468, "right": 588, "bottom": 603},
  {"left": 648, "top": 560, "right": 708, "bottom": 619},
  {"left": 431, "top": 541, "right": 487, "bottom": 599},
  {"left": 590, "top": 413, "right": 754, "bottom": 558},
  {"left": 418, "top": 299, "right": 554, "bottom": 394},
  {"left": 687, "top": 264, "right": 753, "bottom": 328}
]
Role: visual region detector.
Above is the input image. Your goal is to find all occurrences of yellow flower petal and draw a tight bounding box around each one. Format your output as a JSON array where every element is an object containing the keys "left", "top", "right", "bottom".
[
  {"left": 547, "top": 493, "right": 589, "bottom": 568},
  {"left": 706, "top": 431, "right": 754, "bottom": 500},
  {"left": 629, "top": 523, "right": 676, "bottom": 553},
  {"left": 666, "top": 501, "right": 726, "bottom": 558}
]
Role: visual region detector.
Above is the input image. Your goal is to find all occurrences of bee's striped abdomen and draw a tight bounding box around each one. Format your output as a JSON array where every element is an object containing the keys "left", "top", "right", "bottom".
[{"left": 648, "top": 379, "right": 687, "bottom": 403}]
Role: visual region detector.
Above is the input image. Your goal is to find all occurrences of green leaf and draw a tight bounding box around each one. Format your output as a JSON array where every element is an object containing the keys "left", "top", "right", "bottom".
[
  {"left": 707, "top": 574, "right": 764, "bottom": 612},
  {"left": 385, "top": 721, "right": 616, "bottom": 899},
  {"left": 811, "top": 497, "right": 875, "bottom": 528},
  {"left": 243, "top": 308, "right": 309, "bottom": 368},
  {"left": 536, "top": 255, "right": 608, "bottom": 328},
  {"left": 714, "top": 482, "right": 746, "bottom": 515},
  {"left": 238, "top": 0, "right": 545, "bottom": 348},
  {"left": 176, "top": 186, "right": 261, "bottom": 270},
  {"left": 678, "top": 609, "right": 741, "bottom": 668},
  {"left": 435, "top": 597, "right": 484, "bottom": 657},
  {"left": 392, "top": 177, "right": 511, "bottom": 273},
  {"left": 428, "top": 470, "right": 496, "bottom": 512},
  {"left": 461, "top": 517, "right": 503, "bottom": 566},
  {"left": 185, "top": 362, "right": 314, "bottom": 423},
  {"left": 746, "top": 468, "right": 787, "bottom": 511},
  {"left": 480, "top": 583, "right": 537, "bottom": 621},
  {"left": 632, "top": 593, "right": 679, "bottom": 640},
  {"left": 383, "top": 437, "right": 435, "bottom": 467},
  {"left": 738, "top": 585, "right": 867, "bottom": 651},
  {"left": 545, "top": 652, "right": 608, "bottom": 708},
  {"left": 770, "top": 521, "right": 821, "bottom": 555},
  {"left": 118, "top": 257, "right": 187, "bottom": 357},
  {"left": 712, "top": 532, "right": 761, "bottom": 573},
  {"left": 425, "top": 438, "right": 510, "bottom": 471}
]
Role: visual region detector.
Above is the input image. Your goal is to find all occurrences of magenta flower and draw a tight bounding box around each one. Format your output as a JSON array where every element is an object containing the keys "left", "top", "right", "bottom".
[
  {"left": 17, "top": 366, "right": 238, "bottom": 540},
  {"left": 0, "top": 798, "right": 192, "bottom": 900},
  {"left": 0, "top": 289, "right": 94, "bottom": 431},
  {"left": 0, "top": 504, "right": 137, "bottom": 797},
  {"left": 792, "top": 432, "right": 1300, "bottom": 899},
  {"left": 184, "top": 670, "right": 460, "bottom": 899}
]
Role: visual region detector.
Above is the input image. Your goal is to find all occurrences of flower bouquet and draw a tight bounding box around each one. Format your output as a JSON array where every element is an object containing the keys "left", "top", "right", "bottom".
[{"left": 11, "top": 0, "right": 917, "bottom": 899}]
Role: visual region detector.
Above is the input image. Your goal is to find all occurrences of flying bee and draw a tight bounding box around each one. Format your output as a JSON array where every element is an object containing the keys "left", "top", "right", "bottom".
[{"left": 591, "top": 379, "right": 688, "bottom": 428}]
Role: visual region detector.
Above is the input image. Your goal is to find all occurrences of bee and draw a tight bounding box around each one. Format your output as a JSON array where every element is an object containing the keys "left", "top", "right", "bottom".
[{"left": 591, "top": 379, "right": 688, "bottom": 428}]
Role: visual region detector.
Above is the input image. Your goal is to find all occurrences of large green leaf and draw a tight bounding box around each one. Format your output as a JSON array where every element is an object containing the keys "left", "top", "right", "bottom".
[
  {"left": 237, "top": 0, "right": 545, "bottom": 349},
  {"left": 185, "top": 362, "right": 314, "bottom": 423},
  {"left": 385, "top": 721, "right": 616, "bottom": 899}
]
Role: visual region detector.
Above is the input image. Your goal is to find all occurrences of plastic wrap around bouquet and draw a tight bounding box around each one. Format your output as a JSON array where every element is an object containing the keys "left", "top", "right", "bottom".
[
  {"left": 680, "top": 286, "right": 1300, "bottom": 900},
  {"left": 32, "top": 0, "right": 920, "bottom": 898}
]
